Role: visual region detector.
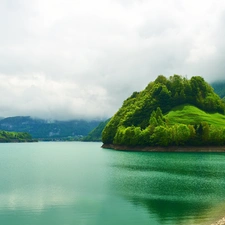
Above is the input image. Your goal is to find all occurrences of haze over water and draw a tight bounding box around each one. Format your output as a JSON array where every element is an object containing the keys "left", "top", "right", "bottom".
[{"left": 0, "top": 142, "right": 225, "bottom": 225}]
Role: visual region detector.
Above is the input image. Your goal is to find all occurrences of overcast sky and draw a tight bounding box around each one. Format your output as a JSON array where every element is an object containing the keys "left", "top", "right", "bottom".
[{"left": 1, "top": 0, "right": 225, "bottom": 120}]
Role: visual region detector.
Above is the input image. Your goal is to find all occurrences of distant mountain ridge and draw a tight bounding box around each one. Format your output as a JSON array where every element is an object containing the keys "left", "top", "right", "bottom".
[
  {"left": 211, "top": 80, "right": 225, "bottom": 100},
  {"left": 0, "top": 116, "right": 102, "bottom": 140}
]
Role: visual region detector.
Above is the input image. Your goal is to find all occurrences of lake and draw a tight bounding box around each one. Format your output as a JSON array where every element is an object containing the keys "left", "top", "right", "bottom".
[{"left": 0, "top": 142, "right": 225, "bottom": 225}]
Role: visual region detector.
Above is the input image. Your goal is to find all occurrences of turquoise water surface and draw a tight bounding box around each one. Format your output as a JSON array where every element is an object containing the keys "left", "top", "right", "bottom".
[{"left": 0, "top": 142, "right": 225, "bottom": 225}]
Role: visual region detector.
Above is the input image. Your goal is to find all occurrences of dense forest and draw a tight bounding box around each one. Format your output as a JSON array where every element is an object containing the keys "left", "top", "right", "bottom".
[
  {"left": 0, "top": 130, "right": 35, "bottom": 142},
  {"left": 102, "top": 75, "right": 225, "bottom": 147}
]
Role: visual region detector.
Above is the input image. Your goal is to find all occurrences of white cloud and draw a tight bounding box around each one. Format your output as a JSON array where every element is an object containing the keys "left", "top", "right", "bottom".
[
  {"left": 1, "top": 0, "right": 225, "bottom": 119},
  {"left": 0, "top": 74, "right": 110, "bottom": 120}
]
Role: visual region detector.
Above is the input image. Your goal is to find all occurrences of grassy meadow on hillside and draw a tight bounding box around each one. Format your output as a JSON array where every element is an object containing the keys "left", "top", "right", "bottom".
[{"left": 165, "top": 104, "right": 225, "bottom": 127}]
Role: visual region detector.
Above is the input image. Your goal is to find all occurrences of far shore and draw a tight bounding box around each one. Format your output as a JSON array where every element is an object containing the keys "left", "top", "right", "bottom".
[
  {"left": 0, "top": 140, "right": 38, "bottom": 143},
  {"left": 102, "top": 144, "right": 225, "bottom": 152}
]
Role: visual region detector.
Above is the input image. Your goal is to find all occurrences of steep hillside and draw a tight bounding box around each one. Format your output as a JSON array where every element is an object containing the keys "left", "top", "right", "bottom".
[
  {"left": 83, "top": 119, "right": 110, "bottom": 142},
  {"left": 102, "top": 75, "right": 225, "bottom": 148}
]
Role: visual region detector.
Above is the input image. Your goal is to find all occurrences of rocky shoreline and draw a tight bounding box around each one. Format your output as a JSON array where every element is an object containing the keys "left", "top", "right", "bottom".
[{"left": 102, "top": 144, "right": 225, "bottom": 152}]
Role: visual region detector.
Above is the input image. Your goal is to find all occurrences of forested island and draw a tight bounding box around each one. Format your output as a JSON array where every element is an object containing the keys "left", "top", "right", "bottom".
[
  {"left": 0, "top": 130, "right": 36, "bottom": 142},
  {"left": 102, "top": 75, "right": 225, "bottom": 151}
]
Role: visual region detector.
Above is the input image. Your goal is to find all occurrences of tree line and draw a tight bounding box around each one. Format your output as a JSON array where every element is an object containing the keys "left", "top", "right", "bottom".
[{"left": 112, "top": 107, "right": 225, "bottom": 147}]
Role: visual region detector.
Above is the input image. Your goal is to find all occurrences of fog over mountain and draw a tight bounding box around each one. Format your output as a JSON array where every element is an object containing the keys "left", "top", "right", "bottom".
[{"left": 1, "top": 0, "right": 225, "bottom": 120}]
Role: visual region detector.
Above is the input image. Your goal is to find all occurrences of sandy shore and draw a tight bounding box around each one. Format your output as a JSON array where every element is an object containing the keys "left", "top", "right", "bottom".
[
  {"left": 102, "top": 144, "right": 225, "bottom": 152},
  {"left": 211, "top": 217, "right": 225, "bottom": 225}
]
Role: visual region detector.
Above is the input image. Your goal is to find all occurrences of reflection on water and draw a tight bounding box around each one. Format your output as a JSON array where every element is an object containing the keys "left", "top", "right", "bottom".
[
  {"left": 0, "top": 142, "right": 111, "bottom": 225},
  {"left": 1, "top": 143, "right": 225, "bottom": 225},
  {"left": 108, "top": 151, "right": 225, "bottom": 224}
]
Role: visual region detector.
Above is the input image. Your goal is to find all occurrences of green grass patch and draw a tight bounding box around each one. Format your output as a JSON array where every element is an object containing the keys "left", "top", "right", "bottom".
[{"left": 165, "top": 104, "right": 225, "bottom": 127}]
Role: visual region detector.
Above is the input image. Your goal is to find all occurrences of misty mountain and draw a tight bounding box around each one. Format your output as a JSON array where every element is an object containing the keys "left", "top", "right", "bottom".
[
  {"left": 211, "top": 80, "right": 225, "bottom": 99},
  {"left": 0, "top": 116, "right": 102, "bottom": 140}
]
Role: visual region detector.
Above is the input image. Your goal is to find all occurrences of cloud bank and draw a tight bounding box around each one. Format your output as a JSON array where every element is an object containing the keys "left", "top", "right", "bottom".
[{"left": 1, "top": 0, "right": 225, "bottom": 120}]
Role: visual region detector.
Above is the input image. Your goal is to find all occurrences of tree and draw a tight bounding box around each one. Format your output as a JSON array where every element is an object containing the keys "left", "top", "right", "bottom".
[
  {"left": 158, "top": 85, "right": 172, "bottom": 111},
  {"left": 202, "top": 122, "right": 210, "bottom": 144},
  {"left": 176, "top": 124, "right": 190, "bottom": 145},
  {"left": 139, "top": 127, "right": 151, "bottom": 145},
  {"left": 149, "top": 110, "right": 157, "bottom": 126},
  {"left": 155, "top": 75, "right": 168, "bottom": 85},
  {"left": 155, "top": 107, "right": 165, "bottom": 126},
  {"left": 150, "top": 126, "right": 171, "bottom": 146},
  {"left": 188, "top": 125, "right": 196, "bottom": 144},
  {"left": 209, "top": 126, "right": 223, "bottom": 145}
]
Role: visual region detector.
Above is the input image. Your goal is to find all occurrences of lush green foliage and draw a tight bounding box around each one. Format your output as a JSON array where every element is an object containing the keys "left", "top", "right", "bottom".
[
  {"left": 0, "top": 130, "right": 34, "bottom": 142},
  {"left": 102, "top": 75, "right": 225, "bottom": 147}
]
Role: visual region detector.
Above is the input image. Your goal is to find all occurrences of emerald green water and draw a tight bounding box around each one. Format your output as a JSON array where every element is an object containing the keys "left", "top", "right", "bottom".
[{"left": 0, "top": 142, "right": 225, "bottom": 225}]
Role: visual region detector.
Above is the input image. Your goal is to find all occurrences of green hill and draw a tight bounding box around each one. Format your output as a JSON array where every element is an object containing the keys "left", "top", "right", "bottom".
[
  {"left": 0, "top": 130, "right": 35, "bottom": 142},
  {"left": 83, "top": 119, "right": 110, "bottom": 142},
  {"left": 102, "top": 75, "right": 225, "bottom": 148}
]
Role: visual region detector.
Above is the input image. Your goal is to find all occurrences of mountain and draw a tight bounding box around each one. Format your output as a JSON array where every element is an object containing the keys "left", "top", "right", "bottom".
[
  {"left": 102, "top": 75, "right": 225, "bottom": 148},
  {"left": 211, "top": 80, "right": 225, "bottom": 100},
  {"left": 0, "top": 116, "right": 102, "bottom": 140},
  {"left": 83, "top": 119, "right": 110, "bottom": 142}
]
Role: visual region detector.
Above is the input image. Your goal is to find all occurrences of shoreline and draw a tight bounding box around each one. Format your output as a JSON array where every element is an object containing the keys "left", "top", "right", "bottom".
[
  {"left": 0, "top": 140, "right": 38, "bottom": 143},
  {"left": 211, "top": 217, "right": 225, "bottom": 225},
  {"left": 102, "top": 144, "right": 225, "bottom": 152}
]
